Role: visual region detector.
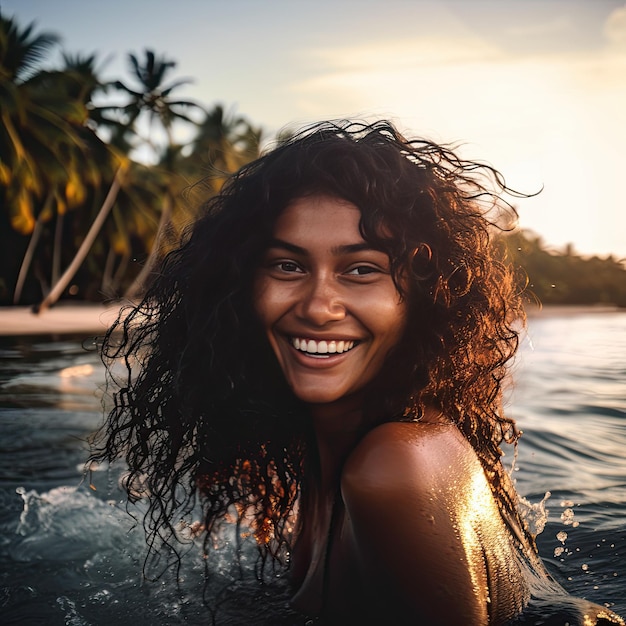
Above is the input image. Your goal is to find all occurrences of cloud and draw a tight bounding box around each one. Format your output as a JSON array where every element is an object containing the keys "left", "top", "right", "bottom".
[
  {"left": 604, "top": 3, "right": 626, "bottom": 47},
  {"left": 284, "top": 28, "right": 626, "bottom": 257},
  {"left": 306, "top": 36, "right": 503, "bottom": 73},
  {"left": 504, "top": 15, "right": 574, "bottom": 39},
  {"left": 287, "top": 35, "right": 509, "bottom": 124}
]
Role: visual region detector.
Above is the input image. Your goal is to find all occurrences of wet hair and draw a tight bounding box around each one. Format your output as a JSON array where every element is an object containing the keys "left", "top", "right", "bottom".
[{"left": 90, "top": 119, "right": 533, "bottom": 580}]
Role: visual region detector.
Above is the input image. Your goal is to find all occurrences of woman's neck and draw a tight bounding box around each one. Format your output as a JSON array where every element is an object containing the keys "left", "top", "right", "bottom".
[{"left": 308, "top": 394, "right": 367, "bottom": 488}]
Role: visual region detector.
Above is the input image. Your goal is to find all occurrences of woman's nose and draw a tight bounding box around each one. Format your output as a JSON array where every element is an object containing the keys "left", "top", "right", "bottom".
[{"left": 296, "top": 275, "right": 346, "bottom": 326}]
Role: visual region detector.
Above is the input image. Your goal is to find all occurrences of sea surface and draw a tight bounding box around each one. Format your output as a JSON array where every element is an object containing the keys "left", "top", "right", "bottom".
[{"left": 0, "top": 308, "right": 624, "bottom": 624}]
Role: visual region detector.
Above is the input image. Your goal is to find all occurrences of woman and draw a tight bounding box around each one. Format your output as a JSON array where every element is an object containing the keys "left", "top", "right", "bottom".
[{"left": 92, "top": 120, "right": 623, "bottom": 624}]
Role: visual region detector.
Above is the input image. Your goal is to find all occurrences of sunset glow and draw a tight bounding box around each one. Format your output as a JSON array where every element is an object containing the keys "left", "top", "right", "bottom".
[{"left": 5, "top": 0, "right": 626, "bottom": 258}]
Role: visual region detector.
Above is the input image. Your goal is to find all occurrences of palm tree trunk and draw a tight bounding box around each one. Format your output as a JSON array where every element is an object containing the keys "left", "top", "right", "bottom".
[
  {"left": 52, "top": 210, "right": 65, "bottom": 286},
  {"left": 13, "top": 191, "right": 53, "bottom": 304},
  {"left": 123, "top": 194, "right": 172, "bottom": 301},
  {"left": 111, "top": 247, "right": 131, "bottom": 294},
  {"left": 101, "top": 246, "right": 117, "bottom": 298},
  {"left": 36, "top": 167, "right": 124, "bottom": 314}
]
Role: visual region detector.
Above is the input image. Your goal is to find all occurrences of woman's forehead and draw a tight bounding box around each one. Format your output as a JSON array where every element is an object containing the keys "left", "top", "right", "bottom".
[{"left": 271, "top": 195, "right": 364, "bottom": 243}]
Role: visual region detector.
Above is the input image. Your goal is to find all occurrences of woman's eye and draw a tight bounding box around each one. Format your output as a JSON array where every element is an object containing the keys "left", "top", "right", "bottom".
[
  {"left": 346, "top": 265, "right": 379, "bottom": 276},
  {"left": 276, "top": 261, "right": 302, "bottom": 273}
]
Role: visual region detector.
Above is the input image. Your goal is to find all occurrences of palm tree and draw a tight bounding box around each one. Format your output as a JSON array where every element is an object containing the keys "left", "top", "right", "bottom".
[
  {"left": 37, "top": 159, "right": 128, "bottom": 313},
  {"left": 94, "top": 49, "right": 204, "bottom": 300},
  {"left": 2, "top": 50, "right": 117, "bottom": 304},
  {"left": 187, "top": 104, "right": 262, "bottom": 191},
  {"left": 32, "top": 56, "right": 129, "bottom": 310},
  {"left": 101, "top": 49, "right": 202, "bottom": 160},
  {"left": 0, "top": 13, "right": 128, "bottom": 309},
  {"left": 123, "top": 105, "right": 264, "bottom": 300},
  {"left": 100, "top": 160, "right": 167, "bottom": 297},
  {"left": 1, "top": 20, "right": 267, "bottom": 306},
  {"left": 122, "top": 144, "right": 193, "bottom": 300},
  {"left": 47, "top": 54, "right": 110, "bottom": 286},
  {"left": 0, "top": 13, "right": 86, "bottom": 303},
  {"left": 37, "top": 49, "right": 201, "bottom": 308},
  {"left": 0, "top": 12, "right": 59, "bottom": 82},
  {"left": 0, "top": 12, "right": 63, "bottom": 223}
]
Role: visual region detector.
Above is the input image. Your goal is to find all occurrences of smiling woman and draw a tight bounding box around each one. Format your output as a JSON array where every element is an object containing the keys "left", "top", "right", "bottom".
[
  {"left": 90, "top": 120, "right": 624, "bottom": 625},
  {"left": 254, "top": 195, "right": 407, "bottom": 406}
]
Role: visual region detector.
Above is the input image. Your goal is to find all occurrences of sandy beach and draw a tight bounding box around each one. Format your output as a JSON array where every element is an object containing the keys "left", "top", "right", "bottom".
[{"left": 0, "top": 303, "right": 123, "bottom": 336}]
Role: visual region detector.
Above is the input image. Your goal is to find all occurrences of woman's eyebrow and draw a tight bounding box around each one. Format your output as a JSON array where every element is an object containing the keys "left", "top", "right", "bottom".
[
  {"left": 267, "top": 238, "right": 378, "bottom": 256},
  {"left": 267, "top": 238, "right": 306, "bottom": 255},
  {"left": 332, "top": 242, "right": 377, "bottom": 255}
]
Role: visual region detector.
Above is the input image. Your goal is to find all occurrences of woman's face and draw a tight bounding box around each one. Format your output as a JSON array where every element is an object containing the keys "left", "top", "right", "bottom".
[{"left": 253, "top": 194, "right": 407, "bottom": 407}]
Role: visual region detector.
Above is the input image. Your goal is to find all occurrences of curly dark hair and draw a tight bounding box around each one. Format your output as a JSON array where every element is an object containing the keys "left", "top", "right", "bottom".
[{"left": 90, "top": 119, "right": 533, "bottom": 580}]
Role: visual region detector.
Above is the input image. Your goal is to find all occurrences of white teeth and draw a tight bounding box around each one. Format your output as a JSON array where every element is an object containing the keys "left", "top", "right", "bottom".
[{"left": 291, "top": 337, "right": 355, "bottom": 355}]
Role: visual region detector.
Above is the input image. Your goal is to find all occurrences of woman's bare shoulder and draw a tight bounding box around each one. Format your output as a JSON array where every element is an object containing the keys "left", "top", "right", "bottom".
[
  {"left": 342, "top": 415, "right": 480, "bottom": 497},
  {"left": 339, "top": 416, "right": 498, "bottom": 623}
]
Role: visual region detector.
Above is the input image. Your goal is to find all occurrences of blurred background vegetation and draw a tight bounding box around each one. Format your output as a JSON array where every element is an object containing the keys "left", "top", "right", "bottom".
[{"left": 1, "top": 12, "right": 625, "bottom": 310}]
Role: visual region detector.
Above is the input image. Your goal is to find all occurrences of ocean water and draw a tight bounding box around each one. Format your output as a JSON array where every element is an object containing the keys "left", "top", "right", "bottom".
[{"left": 0, "top": 308, "right": 624, "bottom": 624}]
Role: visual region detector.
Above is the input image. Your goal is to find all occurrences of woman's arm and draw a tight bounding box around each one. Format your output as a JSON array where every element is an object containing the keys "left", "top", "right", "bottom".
[{"left": 341, "top": 421, "right": 498, "bottom": 625}]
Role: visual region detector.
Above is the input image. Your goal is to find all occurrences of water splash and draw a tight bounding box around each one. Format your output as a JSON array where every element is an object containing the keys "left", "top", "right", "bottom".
[
  {"left": 560, "top": 505, "right": 580, "bottom": 528},
  {"left": 13, "top": 485, "right": 137, "bottom": 562},
  {"left": 57, "top": 595, "right": 90, "bottom": 625},
  {"left": 518, "top": 491, "right": 551, "bottom": 537}
]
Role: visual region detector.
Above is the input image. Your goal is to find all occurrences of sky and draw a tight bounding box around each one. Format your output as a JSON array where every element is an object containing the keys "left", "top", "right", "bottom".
[{"left": 4, "top": 0, "right": 626, "bottom": 259}]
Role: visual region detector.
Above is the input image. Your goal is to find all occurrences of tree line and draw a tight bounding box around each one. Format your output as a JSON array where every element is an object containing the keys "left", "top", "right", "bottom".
[
  {"left": 1, "top": 12, "right": 625, "bottom": 310},
  {"left": 0, "top": 12, "right": 263, "bottom": 309},
  {"left": 499, "top": 232, "right": 626, "bottom": 308}
]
